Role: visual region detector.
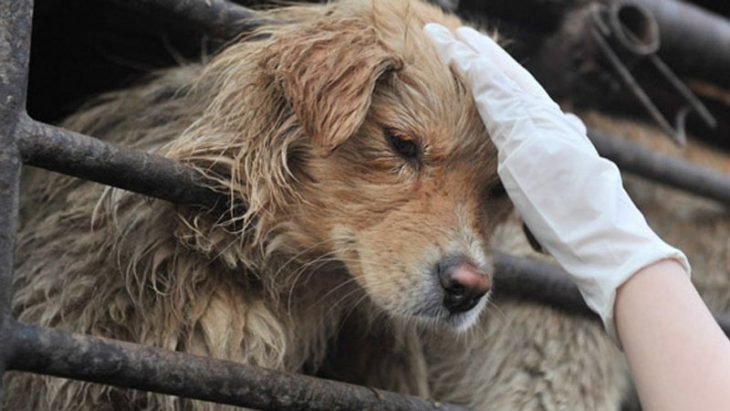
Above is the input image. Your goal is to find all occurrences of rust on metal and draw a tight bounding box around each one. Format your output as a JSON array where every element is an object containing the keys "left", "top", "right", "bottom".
[
  {"left": 17, "top": 113, "right": 730, "bottom": 210},
  {"left": 2, "top": 0, "right": 730, "bottom": 409},
  {"left": 17, "top": 117, "right": 220, "bottom": 208},
  {"left": 0, "top": 0, "right": 33, "bottom": 408},
  {"left": 532, "top": 1, "right": 716, "bottom": 146},
  {"left": 589, "top": 2, "right": 716, "bottom": 145},
  {"left": 6, "top": 321, "right": 468, "bottom": 411},
  {"left": 632, "top": 0, "right": 730, "bottom": 89}
]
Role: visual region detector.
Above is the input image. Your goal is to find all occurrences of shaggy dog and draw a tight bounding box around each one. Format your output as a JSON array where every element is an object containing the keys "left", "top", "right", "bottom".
[{"left": 6, "top": 0, "right": 516, "bottom": 409}]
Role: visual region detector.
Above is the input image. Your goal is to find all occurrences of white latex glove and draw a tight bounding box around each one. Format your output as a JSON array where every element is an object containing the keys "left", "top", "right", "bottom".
[{"left": 424, "top": 23, "right": 691, "bottom": 341}]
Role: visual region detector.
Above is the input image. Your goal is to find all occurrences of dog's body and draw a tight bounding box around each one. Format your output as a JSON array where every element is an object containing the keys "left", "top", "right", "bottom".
[{"left": 5, "top": 1, "right": 634, "bottom": 410}]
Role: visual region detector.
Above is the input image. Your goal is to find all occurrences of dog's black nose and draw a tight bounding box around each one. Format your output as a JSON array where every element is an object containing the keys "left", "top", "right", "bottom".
[{"left": 436, "top": 257, "right": 490, "bottom": 313}]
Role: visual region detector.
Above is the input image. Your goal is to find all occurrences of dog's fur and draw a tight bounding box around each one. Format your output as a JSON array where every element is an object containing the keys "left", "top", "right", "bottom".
[
  {"left": 10, "top": 1, "right": 675, "bottom": 410},
  {"left": 6, "top": 1, "right": 518, "bottom": 409}
]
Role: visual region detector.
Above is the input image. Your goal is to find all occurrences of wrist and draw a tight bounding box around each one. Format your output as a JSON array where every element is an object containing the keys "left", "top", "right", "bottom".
[{"left": 614, "top": 258, "right": 695, "bottom": 346}]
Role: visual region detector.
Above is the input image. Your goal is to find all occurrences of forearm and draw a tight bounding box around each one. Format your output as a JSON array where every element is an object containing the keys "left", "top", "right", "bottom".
[{"left": 616, "top": 260, "right": 730, "bottom": 410}]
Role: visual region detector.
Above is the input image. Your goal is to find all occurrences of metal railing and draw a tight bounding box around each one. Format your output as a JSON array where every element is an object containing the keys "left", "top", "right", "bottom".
[{"left": 2, "top": 0, "right": 730, "bottom": 410}]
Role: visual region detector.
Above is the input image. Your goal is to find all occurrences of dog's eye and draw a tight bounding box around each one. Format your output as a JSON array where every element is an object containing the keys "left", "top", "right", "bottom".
[{"left": 386, "top": 131, "right": 419, "bottom": 159}]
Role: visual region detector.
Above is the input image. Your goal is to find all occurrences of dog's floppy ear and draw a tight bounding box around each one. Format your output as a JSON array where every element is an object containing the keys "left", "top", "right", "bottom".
[{"left": 268, "top": 20, "right": 402, "bottom": 156}]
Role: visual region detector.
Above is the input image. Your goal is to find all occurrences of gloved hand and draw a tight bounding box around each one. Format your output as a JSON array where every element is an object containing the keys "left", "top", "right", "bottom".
[{"left": 424, "top": 23, "right": 690, "bottom": 341}]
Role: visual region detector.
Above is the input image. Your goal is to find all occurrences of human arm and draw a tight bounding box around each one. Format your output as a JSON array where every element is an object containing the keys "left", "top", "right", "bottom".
[
  {"left": 617, "top": 259, "right": 730, "bottom": 410},
  {"left": 424, "top": 23, "right": 730, "bottom": 410}
]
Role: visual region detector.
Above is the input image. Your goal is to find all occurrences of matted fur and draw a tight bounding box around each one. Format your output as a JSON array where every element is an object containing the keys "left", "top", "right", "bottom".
[{"left": 5, "top": 1, "right": 633, "bottom": 410}]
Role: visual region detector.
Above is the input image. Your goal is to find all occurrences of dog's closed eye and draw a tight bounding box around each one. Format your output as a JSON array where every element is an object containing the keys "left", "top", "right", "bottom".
[{"left": 385, "top": 129, "right": 419, "bottom": 159}]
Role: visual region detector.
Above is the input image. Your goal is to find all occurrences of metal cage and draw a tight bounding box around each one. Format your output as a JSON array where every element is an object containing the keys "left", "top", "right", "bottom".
[{"left": 2, "top": 0, "right": 730, "bottom": 410}]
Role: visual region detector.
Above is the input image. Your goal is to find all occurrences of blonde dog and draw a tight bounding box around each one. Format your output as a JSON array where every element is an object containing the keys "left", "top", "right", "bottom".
[{"left": 5, "top": 0, "right": 627, "bottom": 410}]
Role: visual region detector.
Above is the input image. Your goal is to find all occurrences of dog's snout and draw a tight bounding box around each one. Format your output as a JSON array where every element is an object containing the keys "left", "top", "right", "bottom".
[{"left": 436, "top": 257, "right": 490, "bottom": 313}]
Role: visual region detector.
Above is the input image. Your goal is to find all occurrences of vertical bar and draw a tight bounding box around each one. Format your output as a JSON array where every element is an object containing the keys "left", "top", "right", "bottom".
[{"left": 0, "top": 0, "right": 33, "bottom": 408}]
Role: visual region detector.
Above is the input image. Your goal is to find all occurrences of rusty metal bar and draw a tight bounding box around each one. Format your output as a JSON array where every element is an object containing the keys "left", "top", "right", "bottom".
[
  {"left": 5, "top": 320, "right": 465, "bottom": 411},
  {"left": 589, "top": 129, "right": 730, "bottom": 204},
  {"left": 528, "top": 2, "right": 717, "bottom": 146},
  {"left": 102, "top": 0, "right": 268, "bottom": 40},
  {"left": 17, "top": 118, "right": 219, "bottom": 208},
  {"left": 456, "top": 0, "right": 730, "bottom": 90},
  {"left": 17, "top": 119, "right": 730, "bottom": 209},
  {"left": 2, "top": 0, "right": 730, "bottom": 409},
  {"left": 631, "top": 0, "right": 730, "bottom": 89},
  {"left": 0, "top": 0, "right": 33, "bottom": 409}
]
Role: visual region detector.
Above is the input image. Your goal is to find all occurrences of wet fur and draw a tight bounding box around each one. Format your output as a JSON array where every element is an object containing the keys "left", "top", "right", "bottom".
[
  {"left": 10, "top": 1, "right": 703, "bottom": 410},
  {"left": 6, "top": 1, "right": 508, "bottom": 409}
]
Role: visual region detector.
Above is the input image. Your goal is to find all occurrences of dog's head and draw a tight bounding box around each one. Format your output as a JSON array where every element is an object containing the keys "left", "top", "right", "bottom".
[
  {"left": 262, "top": 0, "right": 512, "bottom": 330},
  {"left": 181, "top": 0, "right": 512, "bottom": 330}
]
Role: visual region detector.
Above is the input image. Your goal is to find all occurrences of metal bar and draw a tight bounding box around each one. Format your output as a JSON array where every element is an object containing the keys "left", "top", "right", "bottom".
[
  {"left": 16, "top": 117, "right": 220, "bottom": 208},
  {"left": 0, "top": 0, "right": 33, "bottom": 409},
  {"left": 589, "top": 17, "right": 683, "bottom": 145},
  {"left": 631, "top": 0, "right": 730, "bottom": 89},
  {"left": 493, "top": 252, "right": 593, "bottom": 317},
  {"left": 102, "top": 0, "right": 268, "bottom": 40},
  {"left": 589, "top": 129, "right": 730, "bottom": 204},
  {"left": 18, "top": 119, "right": 730, "bottom": 211},
  {"left": 494, "top": 253, "right": 730, "bottom": 338},
  {"left": 5, "top": 321, "right": 466, "bottom": 411}
]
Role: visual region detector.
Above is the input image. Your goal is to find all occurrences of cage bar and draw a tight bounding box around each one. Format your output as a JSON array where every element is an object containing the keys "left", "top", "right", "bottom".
[
  {"left": 17, "top": 118, "right": 219, "bottom": 207},
  {"left": 3, "top": 0, "right": 730, "bottom": 409},
  {"left": 6, "top": 321, "right": 465, "bottom": 411},
  {"left": 590, "top": 130, "right": 730, "bottom": 204},
  {"left": 17, "top": 115, "right": 730, "bottom": 209},
  {"left": 493, "top": 252, "right": 730, "bottom": 337},
  {"left": 0, "top": 0, "right": 33, "bottom": 409}
]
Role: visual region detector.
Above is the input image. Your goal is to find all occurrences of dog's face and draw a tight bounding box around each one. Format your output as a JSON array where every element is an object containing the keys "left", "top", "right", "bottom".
[{"left": 269, "top": 0, "right": 511, "bottom": 330}]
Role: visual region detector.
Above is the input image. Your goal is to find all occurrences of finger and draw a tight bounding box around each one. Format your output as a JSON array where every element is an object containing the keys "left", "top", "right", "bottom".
[
  {"left": 424, "top": 23, "right": 527, "bottom": 142},
  {"left": 423, "top": 23, "right": 481, "bottom": 72},
  {"left": 423, "top": 23, "right": 521, "bottom": 102},
  {"left": 455, "top": 26, "right": 550, "bottom": 100}
]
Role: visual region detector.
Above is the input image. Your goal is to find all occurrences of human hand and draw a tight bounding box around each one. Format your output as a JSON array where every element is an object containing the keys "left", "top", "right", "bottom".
[{"left": 423, "top": 23, "right": 690, "bottom": 340}]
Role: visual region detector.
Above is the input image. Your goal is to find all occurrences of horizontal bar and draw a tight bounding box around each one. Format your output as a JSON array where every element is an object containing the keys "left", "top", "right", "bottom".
[
  {"left": 493, "top": 252, "right": 592, "bottom": 317},
  {"left": 589, "top": 129, "right": 730, "bottom": 204},
  {"left": 16, "top": 117, "right": 219, "bottom": 208},
  {"left": 5, "top": 321, "right": 466, "bottom": 411},
  {"left": 17, "top": 118, "right": 730, "bottom": 210},
  {"left": 102, "top": 0, "right": 269, "bottom": 39},
  {"left": 494, "top": 252, "right": 730, "bottom": 338}
]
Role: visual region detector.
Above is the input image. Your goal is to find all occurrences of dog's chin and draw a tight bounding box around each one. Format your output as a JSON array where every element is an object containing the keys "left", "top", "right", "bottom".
[{"left": 407, "top": 294, "right": 488, "bottom": 332}]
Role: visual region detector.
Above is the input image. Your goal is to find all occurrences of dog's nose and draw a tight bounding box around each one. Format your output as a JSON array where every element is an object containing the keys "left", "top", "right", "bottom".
[{"left": 436, "top": 258, "right": 491, "bottom": 313}]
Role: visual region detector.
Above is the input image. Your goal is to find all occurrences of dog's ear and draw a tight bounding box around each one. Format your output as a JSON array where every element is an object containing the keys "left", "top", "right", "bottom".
[{"left": 268, "top": 21, "right": 402, "bottom": 156}]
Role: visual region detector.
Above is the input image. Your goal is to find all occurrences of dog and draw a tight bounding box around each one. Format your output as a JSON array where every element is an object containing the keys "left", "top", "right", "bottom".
[{"left": 5, "top": 0, "right": 630, "bottom": 410}]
